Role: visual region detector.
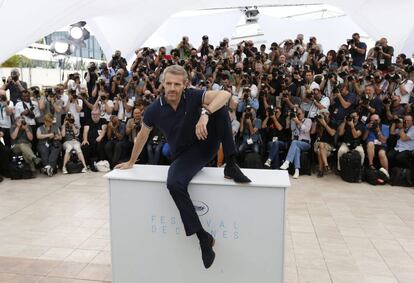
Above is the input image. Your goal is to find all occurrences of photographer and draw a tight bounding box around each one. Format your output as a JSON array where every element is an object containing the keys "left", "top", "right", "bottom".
[
  {"left": 36, "top": 114, "right": 62, "bottom": 176},
  {"left": 198, "top": 35, "right": 214, "bottom": 57},
  {"left": 307, "top": 85, "right": 330, "bottom": 119},
  {"left": 108, "top": 50, "right": 127, "bottom": 72},
  {"left": 1, "top": 69, "right": 27, "bottom": 104},
  {"left": 93, "top": 91, "right": 114, "bottom": 121},
  {"left": 337, "top": 110, "right": 365, "bottom": 171},
  {"left": 113, "top": 87, "right": 134, "bottom": 122},
  {"left": 263, "top": 106, "right": 290, "bottom": 169},
  {"left": 81, "top": 109, "right": 107, "bottom": 170},
  {"left": 126, "top": 108, "right": 147, "bottom": 161},
  {"left": 38, "top": 87, "right": 64, "bottom": 127},
  {"left": 61, "top": 113, "right": 88, "bottom": 174},
  {"left": 280, "top": 108, "right": 312, "bottom": 179},
  {"left": 85, "top": 62, "right": 99, "bottom": 95},
  {"left": 0, "top": 89, "right": 14, "bottom": 147},
  {"left": 299, "top": 70, "right": 316, "bottom": 115},
  {"left": 236, "top": 87, "right": 259, "bottom": 117},
  {"left": 10, "top": 117, "right": 41, "bottom": 174},
  {"left": 375, "top": 38, "right": 394, "bottom": 71},
  {"left": 105, "top": 115, "right": 128, "bottom": 168},
  {"left": 372, "top": 70, "right": 389, "bottom": 98},
  {"left": 384, "top": 95, "right": 405, "bottom": 123},
  {"left": 64, "top": 89, "right": 83, "bottom": 128},
  {"left": 330, "top": 84, "right": 355, "bottom": 125},
  {"left": 238, "top": 107, "right": 262, "bottom": 155},
  {"left": 14, "top": 90, "right": 40, "bottom": 139},
  {"left": 311, "top": 110, "right": 337, "bottom": 177},
  {"left": 177, "top": 36, "right": 193, "bottom": 59},
  {"left": 110, "top": 69, "right": 127, "bottom": 98},
  {"left": 348, "top": 33, "right": 367, "bottom": 69},
  {"left": 391, "top": 71, "right": 413, "bottom": 105},
  {"left": 359, "top": 84, "right": 383, "bottom": 122},
  {"left": 387, "top": 114, "right": 414, "bottom": 169},
  {"left": 362, "top": 114, "right": 390, "bottom": 177}
]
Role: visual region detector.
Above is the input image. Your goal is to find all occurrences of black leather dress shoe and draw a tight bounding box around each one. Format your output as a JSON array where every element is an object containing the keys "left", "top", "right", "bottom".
[
  {"left": 200, "top": 233, "right": 216, "bottom": 269},
  {"left": 224, "top": 163, "right": 251, "bottom": 183}
]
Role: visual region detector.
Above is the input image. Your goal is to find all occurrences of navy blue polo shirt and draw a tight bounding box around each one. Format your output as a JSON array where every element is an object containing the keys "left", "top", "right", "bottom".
[{"left": 143, "top": 88, "right": 206, "bottom": 160}]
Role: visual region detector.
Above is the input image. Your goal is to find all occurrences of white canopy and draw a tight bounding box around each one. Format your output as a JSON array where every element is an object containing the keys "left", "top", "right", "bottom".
[{"left": 0, "top": 0, "right": 413, "bottom": 63}]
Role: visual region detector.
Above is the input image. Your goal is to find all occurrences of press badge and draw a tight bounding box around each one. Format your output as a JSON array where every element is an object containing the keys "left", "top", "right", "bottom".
[
  {"left": 45, "top": 142, "right": 50, "bottom": 148},
  {"left": 247, "top": 138, "right": 253, "bottom": 145},
  {"left": 380, "top": 59, "right": 385, "bottom": 65},
  {"left": 373, "top": 139, "right": 381, "bottom": 145},
  {"left": 272, "top": 137, "right": 278, "bottom": 142},
  {"left": 361, "top": 116, "right": 367, "bottom": 123}
]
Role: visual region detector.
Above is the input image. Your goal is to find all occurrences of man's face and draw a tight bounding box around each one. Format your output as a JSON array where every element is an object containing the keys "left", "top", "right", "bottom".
[
  {"left": 279, "top": 55, "right": 286, "bottom": 64},
  {"left": 365, "top": 86, "right": 374, "bottom": 97},
  {"left": 133, "top": 109, "right": 142, "bottom": 120},
  {"left": 163, "top": 73, "right": 186, "bottom": 104},
  {"left": 305, "top": 72, "right": 313, "bottom": 82},
  {"left": 91, "top": 111, "right": 100, "bottom": 123},
  {"left": 22, "top": 92, "right": 30, "bottom": 102},
  {"left": 352, "top": 34, "right": 360, "bottom": 43},
  {"left": 404, "top": 116, "right": 413, "bottom": 128},
  {"left": 370, "top": 115, "right": 380, "bottom": 124},
  {"left": 115, "top": 51, "right": 121, "bottom": 57}
]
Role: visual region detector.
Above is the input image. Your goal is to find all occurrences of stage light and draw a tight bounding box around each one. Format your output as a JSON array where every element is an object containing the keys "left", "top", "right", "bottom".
[
  {"left": 50, "top": 40, "right": 74, "bottom": 55},
  {"left": 68, "top": 21, "right": 90, "bottom": 43}
]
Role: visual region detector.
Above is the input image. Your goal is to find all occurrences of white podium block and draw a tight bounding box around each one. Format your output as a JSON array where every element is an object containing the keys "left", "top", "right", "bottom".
[{"left": 105, "top": 165, "right": 290, "bottom": 283}]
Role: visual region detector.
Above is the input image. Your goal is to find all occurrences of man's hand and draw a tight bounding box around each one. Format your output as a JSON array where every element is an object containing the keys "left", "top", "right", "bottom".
[
  {"left": 82, "top": 140, "right": 89, "bottom": 146},
  {"left": 196, "top": 114, "right": 209, "bottom": 140},
  {"left": 115, "top": 161, "right": 134, "bottom": 170}
]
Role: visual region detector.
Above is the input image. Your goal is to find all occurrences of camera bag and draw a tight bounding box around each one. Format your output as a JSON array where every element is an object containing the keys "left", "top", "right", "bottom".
[
  {"left": 66, "top": 150, "right": 83, "bottom": 174},
  {"left": 339, "top": 150, "right": 362, "bottom": 183},
  {"left": 9, "top": 155, "right": 33, "bottom": 180},
  {"left": 390, "top": 167, "right": 413, "bottom": 187}
]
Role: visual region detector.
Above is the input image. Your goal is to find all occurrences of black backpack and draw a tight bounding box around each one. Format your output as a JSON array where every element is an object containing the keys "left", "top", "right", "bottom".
[
  {"left": 9, "top": 155, "right": 33, "bottom": 180},
  {"left": 243, "top": 152, "right": 263, "bottom": 169},
  {"left": 390, "top": 167, "right": 413, "bottom": 187},
  {"left": 66, "top": 150, "right": 84, "bottom": 174},
  {"left": 339, "top": 150, "right": 362, "bottom": 183},
  {"left": 363, "top": 167, "right": 388, "bottom": 186}
]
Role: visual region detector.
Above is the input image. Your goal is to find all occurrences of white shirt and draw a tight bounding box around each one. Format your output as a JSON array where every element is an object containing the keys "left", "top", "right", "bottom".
[
  {"left": 15, "top": 100, "right": 40, "bottom": 126},
  {"left": 67, "top": 99, "right": 83, "bottom": 128},
  {"left": 0, "top": 101, "right": 14, "bottom": 128},
  {"left": 116, "top": 99, "right": 134, "bottom": 121},
  {"left": 99, "top": 100, "right": 114, "bottom": 121},
  {"left": 308, "top": 96, "right": 330, "bottom": 118},
  {"left": 393, "top": 80, "right": 414, "bottom": 104}
]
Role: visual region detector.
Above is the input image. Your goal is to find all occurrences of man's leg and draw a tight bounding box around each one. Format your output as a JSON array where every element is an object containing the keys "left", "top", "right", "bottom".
[
  {"left": 366, "top": 142, "right": 375, "bottom": 167},
  {"left": 209, "top": 106, "right": 250, "bottom": 182},
  {"left": 166, "top": 138, "right": 219, "bottom": 268}
]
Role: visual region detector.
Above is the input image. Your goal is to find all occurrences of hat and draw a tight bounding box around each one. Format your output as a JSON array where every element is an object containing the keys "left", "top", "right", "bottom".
[{"left": 310, "top": 82, "right": 320, "bottom": 91}]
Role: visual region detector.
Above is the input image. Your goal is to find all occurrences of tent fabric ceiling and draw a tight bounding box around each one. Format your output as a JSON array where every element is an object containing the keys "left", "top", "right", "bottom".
[{"left": 0, "top": 0, "right": 412, "bottom": 64}]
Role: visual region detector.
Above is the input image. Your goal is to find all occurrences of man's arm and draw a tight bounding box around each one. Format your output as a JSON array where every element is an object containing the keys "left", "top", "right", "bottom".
[{"left": 115, "top": 125, "right": 152, "bottom": 169}]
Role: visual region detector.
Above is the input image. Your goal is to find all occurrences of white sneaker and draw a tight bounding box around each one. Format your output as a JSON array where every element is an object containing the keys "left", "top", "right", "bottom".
[
  {"left": 81, "top": 167, "right": 87, "bottom": 173},
  {"left": 293, "top": 169, "right": 300, "bottom": 179},
  {"left": 264, "top": 159, "right": 272, "bottom": 168},
  {"left": 280, "top": 160, "right": 290, "bottom": 170},
  {"left": 62, "top": 166, "right": 68, "bottom": 174},
  {"left": 379, "top": 167, "right": 390, "bottom": 179}
]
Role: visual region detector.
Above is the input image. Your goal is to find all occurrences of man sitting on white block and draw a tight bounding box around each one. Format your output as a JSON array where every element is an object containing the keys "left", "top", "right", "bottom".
[{"left": 116, "top": 65, "right": 251, "bottom": 269}]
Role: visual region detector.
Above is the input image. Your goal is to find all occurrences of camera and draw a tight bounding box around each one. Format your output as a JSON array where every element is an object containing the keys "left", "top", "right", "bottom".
[
  {"left": 289, "top": 111, "right": 297, "bottom": 119},
  {"left": 30, "top": 86, "right": 40, "bottom": 98},
  {"left": 346, "top": 115, "right": 353, "bottom": 122},
  {"left": 267, "top": 106, "right": 274, "bottom": 116},
  {"left": 347, "top": 39, "right": 355, "bottom": 45},
  {"left": 393, "top": 117, "right": 403, "bottom": 124},
  {"left": 0, "top": 95, "right": 7, "bottom": 102},
  {"left": 372, "top": 121, "right": 379, "bottom": 129},
  {"left": 65, "top": 113, "right": 75, "bottom": 124},
  {"left": 365, "top": 74, "right": 374, "bottom": 81},
  {"left": 374, "top": 46, "right": 381, "bottom": 52},
  {"left": 21, "top": 119, "right": 27, "bottom": 126},
  {"left": 361, "top": 94, "right": 370, "bottom": 104},
  {"left": 383, "top": 97, "right": 391, "bottom": 105},
  {"left": 316, "top": 114, "right": 323, "bottom": 120}
]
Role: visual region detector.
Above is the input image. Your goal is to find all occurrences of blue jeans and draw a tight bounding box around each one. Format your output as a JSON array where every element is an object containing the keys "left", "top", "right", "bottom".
[
  {"left": 285, "top": 140, "right": 311, "bottom": 169},
  {"left": 267, "top": 140, "right": 287, "bottom": 169}
]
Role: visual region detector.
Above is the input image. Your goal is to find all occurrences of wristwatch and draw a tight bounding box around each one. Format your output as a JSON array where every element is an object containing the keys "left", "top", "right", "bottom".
[{"left": 201, "top": 107, "right": 211, "bottom": 116}]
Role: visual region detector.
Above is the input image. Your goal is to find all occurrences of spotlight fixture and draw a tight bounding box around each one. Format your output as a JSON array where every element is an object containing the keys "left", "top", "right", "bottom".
[
  {"left": 50, "top": 40, "right": 74, "bottom": 55},
  {"left": 68, "top": 21, "right": 90, "bottom": 44}
]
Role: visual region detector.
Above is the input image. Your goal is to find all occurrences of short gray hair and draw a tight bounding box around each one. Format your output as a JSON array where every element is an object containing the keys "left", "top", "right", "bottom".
[{"left": 161, "top": 65, "right": 188, "bottom": 83}]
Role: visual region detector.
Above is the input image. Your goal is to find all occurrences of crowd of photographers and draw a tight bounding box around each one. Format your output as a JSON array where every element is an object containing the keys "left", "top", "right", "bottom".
[{"left": 0, "top": 32, "right": 413, "bottom": 182}]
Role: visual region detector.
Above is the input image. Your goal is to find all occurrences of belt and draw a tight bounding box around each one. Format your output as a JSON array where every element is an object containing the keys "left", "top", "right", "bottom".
[{"left": 299, "top": 139, "right": 310, "bottom": 144}]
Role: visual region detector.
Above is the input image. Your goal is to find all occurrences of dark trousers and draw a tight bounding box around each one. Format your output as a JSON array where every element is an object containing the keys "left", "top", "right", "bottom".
[
  {"left": 147, "top": 142, "right": 164, "bottom": 165},
  {"left": 82, "top": 141, "right": 106, "bottom": 166},
  {"left": 387, "top": 149, "right": 413, "bottom": 169},
  {"left": 167, "top": 106, "right": 236, "bottom": 236},
  {"left": 0, "top": 127, "right": 11, "bottom": 148},
  {"left": 0, "top": 142, "right": 12, "bottom": 177},
  {"left": 104, "top": 140, "right": 129, "bottom": 168},
  {"left": 37, "top": 142, "right": 62, "bottom": 168}
]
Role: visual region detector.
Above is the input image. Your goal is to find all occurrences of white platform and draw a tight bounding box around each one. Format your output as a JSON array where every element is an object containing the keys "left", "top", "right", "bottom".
[{"left": 105, "top": 165, "right": 290, "bottom": 283}]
